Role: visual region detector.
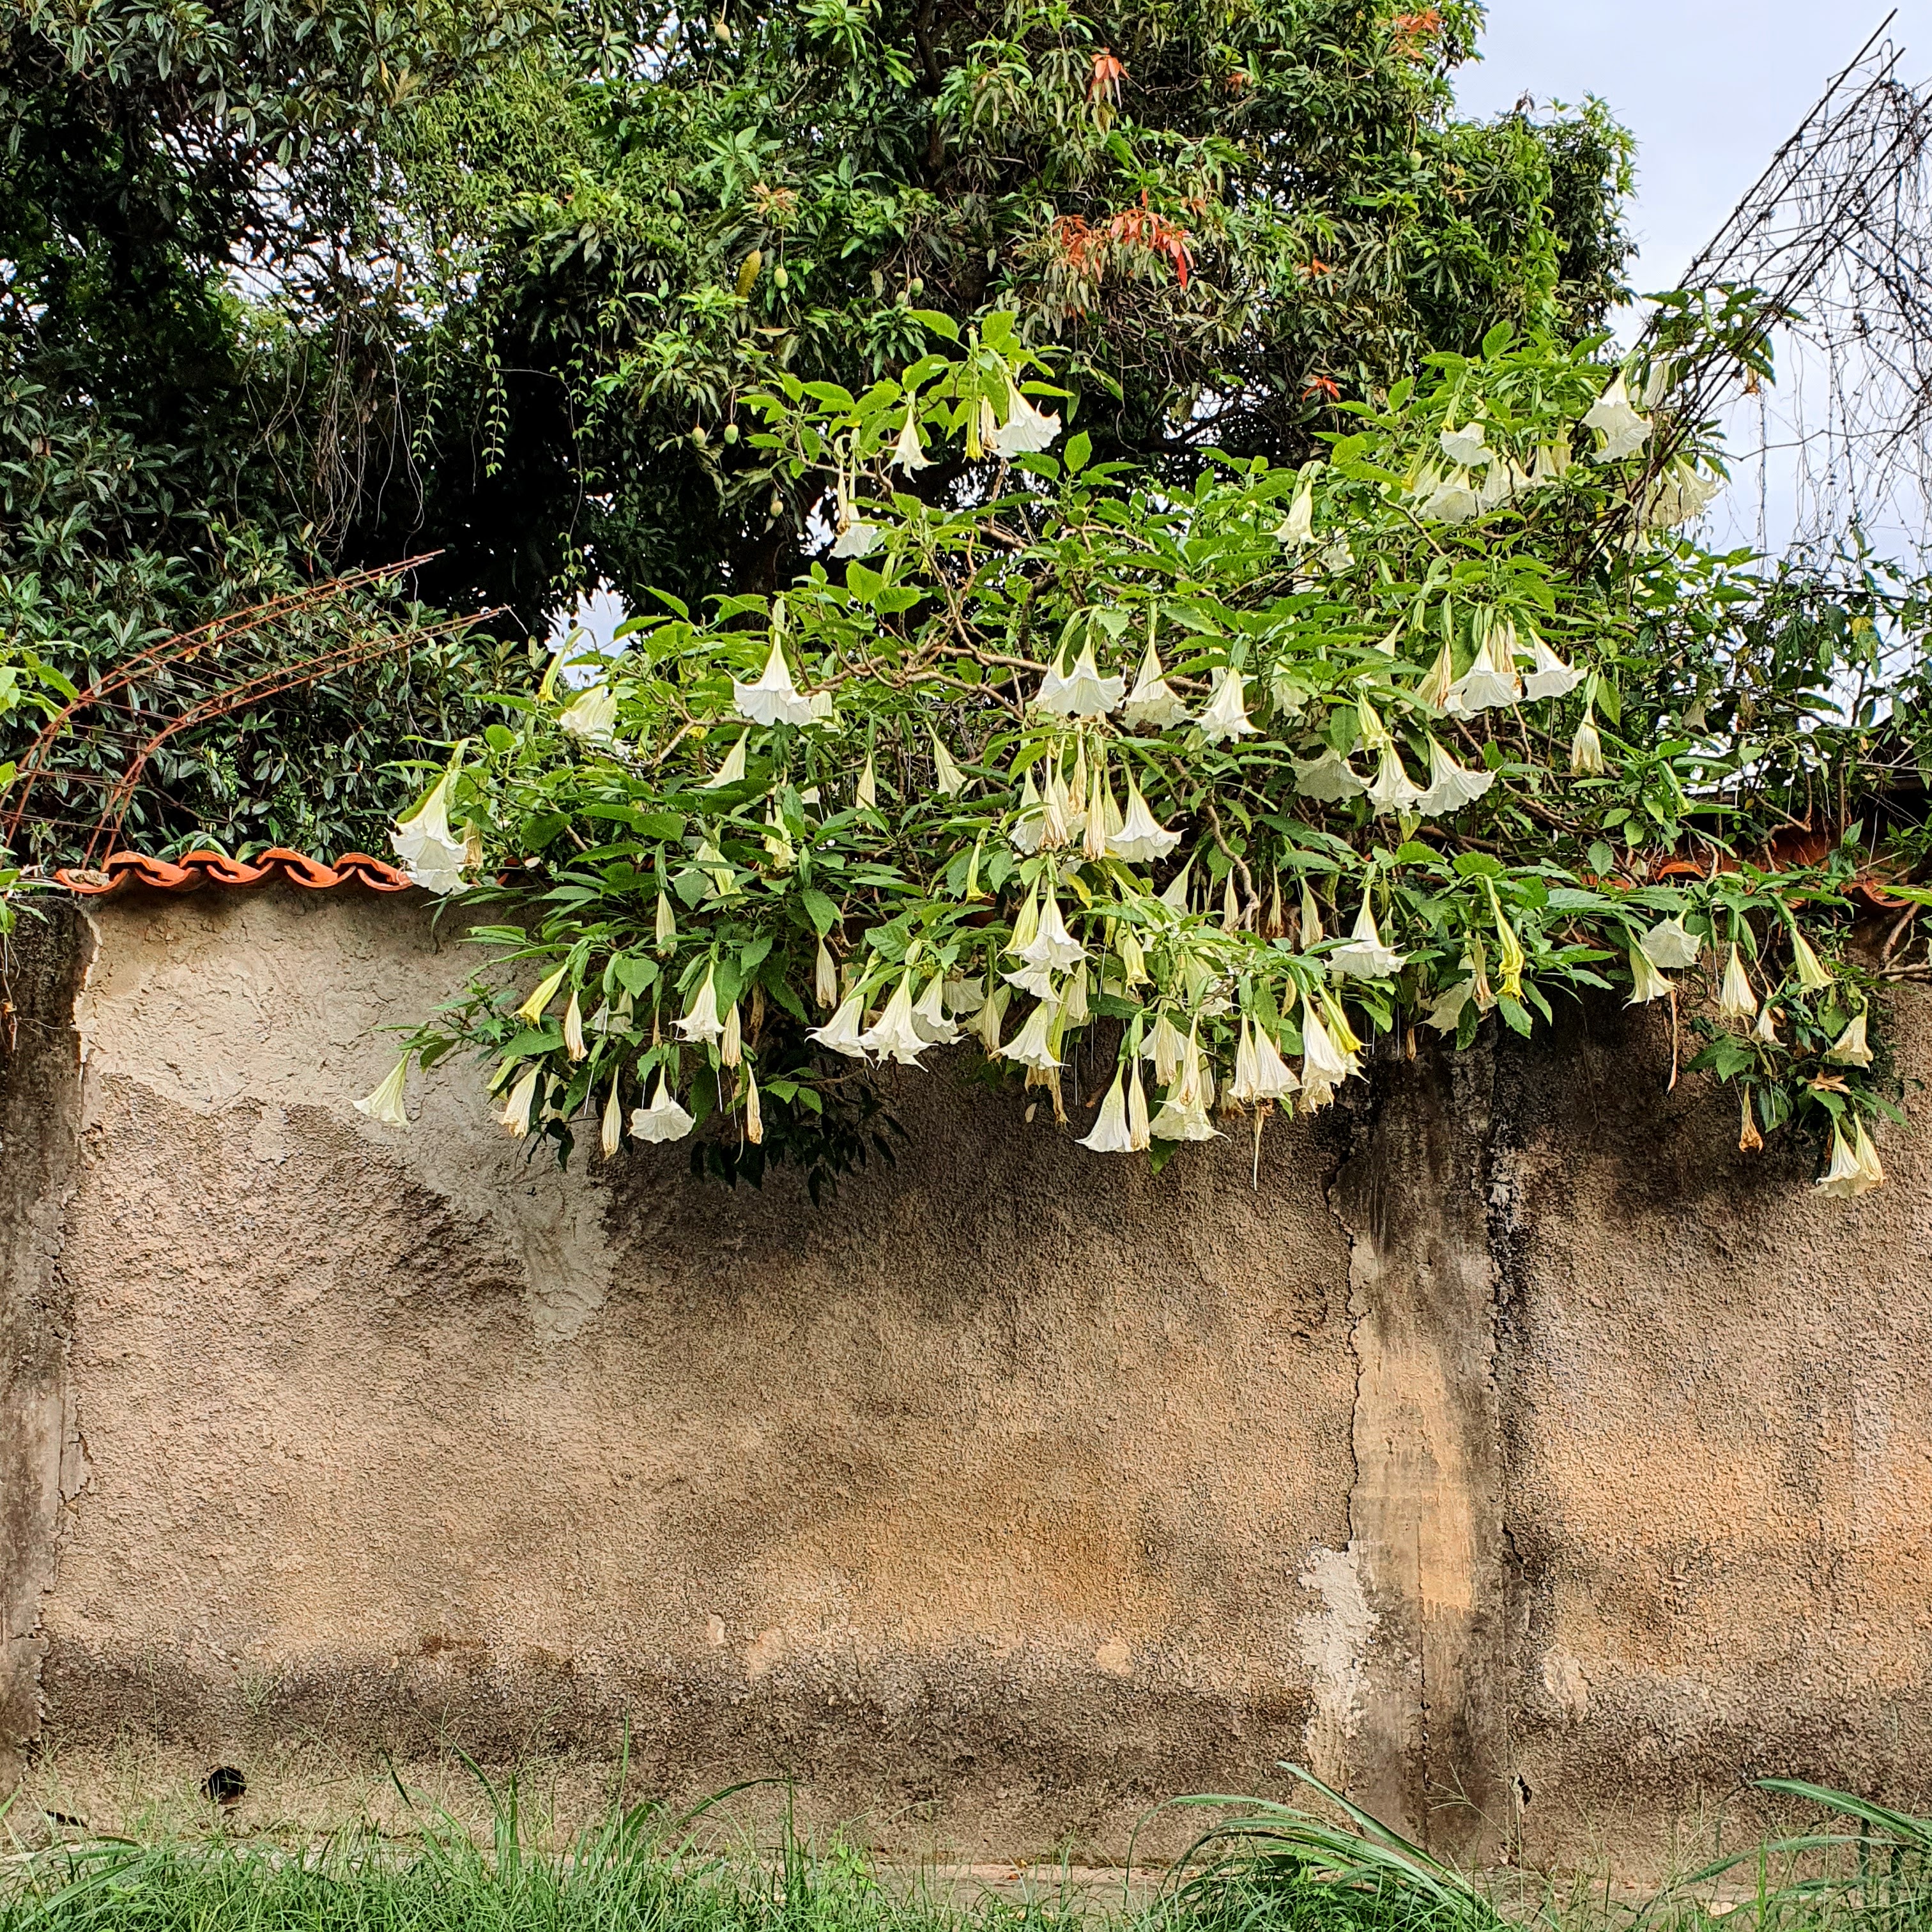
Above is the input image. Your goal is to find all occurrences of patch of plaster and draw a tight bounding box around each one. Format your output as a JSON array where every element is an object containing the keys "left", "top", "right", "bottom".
[
  {"left": 1296, "top": 1544, "right": 1374, "bottom": 1779},
  {"left": 72, "top": 895, "right": 614, "bottom": 1341}
]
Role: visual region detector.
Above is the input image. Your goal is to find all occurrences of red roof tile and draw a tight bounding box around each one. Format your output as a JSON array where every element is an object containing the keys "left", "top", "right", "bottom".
[{"left": 57, "top": 848, "right": 415, "bottom": 897}]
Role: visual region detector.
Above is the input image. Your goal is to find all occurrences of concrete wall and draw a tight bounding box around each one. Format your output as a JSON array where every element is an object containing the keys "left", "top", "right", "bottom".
[{"left": 3, "top": 886, "right": 1930, "bottom": 1866}]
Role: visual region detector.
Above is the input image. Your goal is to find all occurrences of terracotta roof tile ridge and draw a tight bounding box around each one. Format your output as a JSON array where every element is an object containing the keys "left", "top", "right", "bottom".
[{"left": 57, "top": 847, "right": 415, "bottom": 897}]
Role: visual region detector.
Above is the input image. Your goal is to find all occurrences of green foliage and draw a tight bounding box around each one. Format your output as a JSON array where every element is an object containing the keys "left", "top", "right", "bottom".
[
  {"left": 390, "top": 0, "right": 1636, "bottom": 622},
  {"left": 390, "top": 317, "right": 1910, "bottom": 1197}
]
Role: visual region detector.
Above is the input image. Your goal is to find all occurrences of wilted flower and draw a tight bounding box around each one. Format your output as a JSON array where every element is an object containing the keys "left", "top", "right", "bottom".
[
  {"left": 631, "top": 1074, "right": 696, "bottom": 1144},
  {"left": 1366, "top": 748, "right": 1426, "bottom": 818},
  {"left": 1789, "top": 926, "right": 1834, "bottom": 992},
  {"left": 563, "top": 990, "right": 588, "bottom": 1062},
  {"left": 1416, "top": 739, "right": 1494, "bottom": 815},
  {"left": 733, "top": 634, "right": 815, "bottom": 727},
  {"left": 500, "top": 1064, "right": 542, "bottom": 1137},
  {"left": 1641, "top": 916, "right": 1703, "bottom": 969},
  {"left": 601, "top": 1080, "right": 624, "bottom": 1158},
  {"left": 931, "top": 732, "right": 968, "bottom": 797},
  {"left": 1078, "top": 1066, "right": 1137, "bottom": 1153},
  {"left": 1416, "top": 640, "right": 1455, "bottom": 711},
  {"left": 1123, "top": 634, "right": 1191, "bottom": 729},
  {"left": 1108, "top": 774, "right": 1181, "bottom": 861},
  {"left": 1330, "top": 897, "right": 1407, "bottom": 979},
  {"left": 1293, "top": 747, "right": 1368, "bottom": 801},
  {"left": 516, "top": 963, "right": 571, "bottom": 1025},
  {"left": 1719, "top": 946, "right": 1758, "bottom": 1021},
  {"left": 1583, "top": 371, "right": 1652, "bottom": 460},
  {"left": 1002, "top": 995, "right": 1064, "bottom": 1071},
  {"left": 391, "top": 770, "right": 469, "bottom": 893},
  {"left": 1627, "top": 941, "right": 1672, "bottom": 1006},
  {"left": 675, "top": 967, "right": 726, "bottom": 1044},
  {"left": 1038, "top": 641, "right": 1125, "bottom": 718},
  {"left": 1197, "top": 669, "right": 1259, "bottom": 744},
  {"left": 1826, "top": 1010, "right": 1873, "bottom": 1068},
  {"left": 1424, "top": 979, "right": 1474, "bottom": 1034},
  {"left": 742, "top": 1064, "right": 763, "bottom": 1145},
  {"left": 808, "top": 988, "right": 868, "bottom": 1057},
  {"left": 1420, "top": 466, "right": 1480, "bottom": 523},
  {"left": 992, "top": 381, "right": 1061, "bottom": 456},
  {"left": 558, "top": 684, "right": 618, "bottom": 739},
  {"left": 1521, "top": 636, "right": 1584, "bottom": 702},
  {"left": 1737, "top": 1087, "right": 1763, "bottom": 1153},
  {"left": 703, "top": 732, "right": 749, "bottom": 788},
  {"left": 889, "top": 400, "right": 932, "bottom": 472},
  {"left": 354, "top": 1057, "right": 410, "bottom": 1129},
  {"left": 1570, "top": 707, "right": 1607, "bottom": 775}
]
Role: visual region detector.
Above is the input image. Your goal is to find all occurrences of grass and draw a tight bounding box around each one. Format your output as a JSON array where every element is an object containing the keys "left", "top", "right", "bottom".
[{"left": 3, "top": 1765, "right": 1930, "bottom": 1932}]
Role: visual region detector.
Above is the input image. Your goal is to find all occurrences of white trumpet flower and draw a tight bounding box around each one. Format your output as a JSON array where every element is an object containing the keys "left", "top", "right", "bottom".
[
  {"left": 1009, "top": 767, "right": 1046, "bottom": 852},
  {"left": 1123, "top": 636, "right": 1191, "bottom": 729},
  {"left": 910, "top": 974, "right": 961, "bottom": 1046},
  {"left": 1037, "top": 641, "right": 1125, "bottom": 718},
  {"left": 1641, "top": 917, "right": 1703, "bottom": 970},
  {"left": 1583, "top": 371, "right": 1652, "bottom": 460},
  {"left": 1570, "top": 707, "right": 1607, "bottom": 775},
  {"left": 931, "top": 732, "right": 968, "bottom": 797},
  {"left": 1197, "top": 668, "right": 1259, "bottom": 744},
  {"left": 354, "top": 1057, "right": 410, "bottom": 1129},
  {"left": 815, "top": 937, "right": 838, "bottom": 1011},
  {"left": 1627, "top": 941, "right": 1673, "bottom": 1005},
  {"left": 631, "top": 1074, "right": 696, "bottom": 1144},
  {"left": 1420, "top": 466, "right": 1481, "bottom": 523},
  {"left": 563, "top": 990, "right": 588, "bottom": 1061},
  {"left": 855, "top": 754, "right": 878, "bottom": 810},
  {"left": 703, "top": 732, "right": 749, "bottom": 788},
  {"left": 967, "top": 983, "right": 1011, "bottom": 1052},
  {"left": 1292, "top": 747, "right": 1368, "bottom": 801},
  {"left": 809, "top": 989, "right": 870, "bottom": 1058},
  {"left": 390, "top": 770, "right": 469, "bottom": 893},
  {"left": 1002, "top": 996, "right": 1064, "bottom": 1071},
  {"left": 719, "top": 1000, "right": 741, "bottom": 1068},
  {"left": 1145, "top": 1011, "right": 1188, "bottom": 1085},
  {"left": 992, "top": 383, "right": 1061, "bottom": 456},
  {"left": 889, "top": 400, "right": 932, "bottom": 472},
  {"left": 733, "top": 634, "right": 815, "bottom": 726},
  {"left": 1366, "top": 748, "right": 1426, "bottom": 818},
  {"left": 558, "top": 684, "right": 618, "bottom": 740},
  {"left": 1790, "top": 927, "right": 1834, "bottom": 992},
  {"left": 831, "top": 512, "right": 884, "bottom": 558},
  {"left": 1330, "top": 898, "right": 1407, "bottom": 979},
  {"left": 858, "top": 973, "right": 928, "bottom": 1064},
  {"left": 1827, "top": 1010, "right": 1874, "bottom": 1068},
  {"left": 1417, "top": 639, "right": 1455, "bottom": 711},
  {"left": 1108, "top": 775, "right": 1181, "bottom": 862},
  {"left": 1078, "top": 1066, "right": 1137, "bottom": 1153},
  {"left": 656, "top": 889, "right": 678, "bottom": 947},
  {"left": 1440, "top": 418, "right": 1491, "bottom": 466},
  {"left": 1424, "top": 979, "right": 1475, "bottom": 1034},
  {"left": 516, "top": 963, "right": 570, "bottom": 1025},
  {"left": 600, "top": 1080, "right": 624, "bottom": 1158},
  {"left": 1521, "top": 636, "right": 1584, "bottom": 702},
  {"left": 500, "top": 1064, "right": 542, "bottom": 1137},
  {"left": 1446, "top": 626, "right": 1521, "bottom": 714},
  {"left": 1531, "top": 434, "right": 1573, "bottom": 485},
  {"left": 1719, "top": 946, "right": 1758, "bottom": 1022},
  {"left": 1275, "top": 474, "right": 1316, "bottom": 548},
  {"left": 1817, "top": 1121, "right": 1884, "bottom": 1199},
  {"left": 1300, "top": 1003, "right": 1354, "bottom": 1087},
  {"left": 675, "top": 968, "right": 726, "bottom": 1043},
  {"left": 1416, "top": 739, "right": 1494, "bottom": 815}
]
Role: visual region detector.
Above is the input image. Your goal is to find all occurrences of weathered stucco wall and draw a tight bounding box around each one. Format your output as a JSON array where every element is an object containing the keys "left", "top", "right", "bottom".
[{"left": 4, "top": 885, "right": 1931, "bottom": 1865}]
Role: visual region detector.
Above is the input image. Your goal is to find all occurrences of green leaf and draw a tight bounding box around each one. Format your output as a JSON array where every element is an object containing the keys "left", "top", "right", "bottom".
[
  {"left": 1065, "top": 431, "right": 1092, "bottom": 474},
  {"left": 799, "top": 887, "right": 841, "bottom": 935}
]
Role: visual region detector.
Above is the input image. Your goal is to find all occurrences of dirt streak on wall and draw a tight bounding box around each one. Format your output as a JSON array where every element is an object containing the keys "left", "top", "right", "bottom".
[{"left": 0, "top": 907, "right": 89, "bottom": 1789}]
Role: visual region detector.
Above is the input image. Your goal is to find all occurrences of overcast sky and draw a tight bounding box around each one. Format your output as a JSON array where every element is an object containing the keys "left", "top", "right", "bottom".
[{"left": 1454, "top": 2, "right": 1932, "bottom": 317}]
